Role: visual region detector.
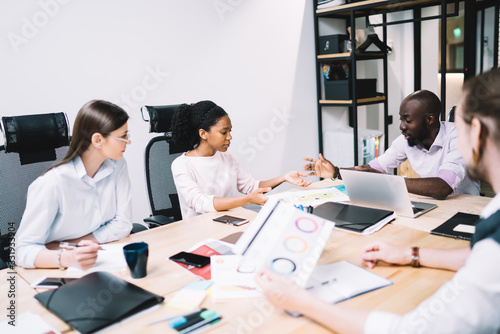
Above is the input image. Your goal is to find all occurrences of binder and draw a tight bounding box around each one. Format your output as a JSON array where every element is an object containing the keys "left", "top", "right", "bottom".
[
  {"left": 34, "top": 271, "right": 164, "bottom": 334},
  {"left": 430, "top": 212, "right": 481, "bottom": 240},
  {"left": 312, "top": 202, "right": 395, "bottom": 235}
]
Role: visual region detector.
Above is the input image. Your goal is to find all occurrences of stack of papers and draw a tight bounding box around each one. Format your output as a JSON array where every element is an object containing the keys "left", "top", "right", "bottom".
[
  {"left": 66, "top": 243, "right": 127, "bottom": 275},
  {"left": 267, "top": 186, "right": 349, "bottom": 207}
]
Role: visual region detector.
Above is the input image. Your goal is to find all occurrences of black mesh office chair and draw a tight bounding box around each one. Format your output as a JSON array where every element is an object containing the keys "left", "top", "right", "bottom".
[
  {"left": 141, "top": 104, "right": 187, "bottom": 227},
  {"left": 0, "top": 113, "right": 70, "bottom": 269}
]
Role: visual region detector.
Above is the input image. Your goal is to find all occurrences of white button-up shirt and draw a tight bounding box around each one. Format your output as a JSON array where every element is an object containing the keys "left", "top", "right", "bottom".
[
  {"left": 16, "top": 156, "right": 132, "bottom": 268},
  {"left": 369, "top": 122, "right": 480, "bottom": 196},
  {"left": 364, "top": 194, "right": 500, "bottom": 333}
]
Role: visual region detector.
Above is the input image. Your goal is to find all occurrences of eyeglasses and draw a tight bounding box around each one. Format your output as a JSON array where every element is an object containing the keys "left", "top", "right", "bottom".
[{"left": 108, "top": 132, "right": 131, "bottom": 144}]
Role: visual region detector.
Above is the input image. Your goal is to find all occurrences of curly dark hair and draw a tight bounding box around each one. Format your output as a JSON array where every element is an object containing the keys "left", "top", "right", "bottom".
[{"left": 170, "top": 100, "right": 228, "bottom": 149}]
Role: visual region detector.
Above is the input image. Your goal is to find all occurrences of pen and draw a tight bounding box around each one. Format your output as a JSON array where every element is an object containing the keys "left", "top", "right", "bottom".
[
  {"left": 178, "top": 314, "right": 222, "bottom": 334},
  {"left": 147, "top": 308, "right": 204, "bottom": 326},
  {"left": 59, "top": 242, "right": 105, "bottom": 250},
  {"left": 59, "top": 242, "right": 80, "bottom": 249},
  {"left": 175, "top": 309, "right": 216, "bottom": 330}
]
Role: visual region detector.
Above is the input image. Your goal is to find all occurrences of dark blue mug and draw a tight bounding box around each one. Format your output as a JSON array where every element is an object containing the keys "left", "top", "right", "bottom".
[{"left": 123, "top": 242, "right": 149, "bottom": 278}]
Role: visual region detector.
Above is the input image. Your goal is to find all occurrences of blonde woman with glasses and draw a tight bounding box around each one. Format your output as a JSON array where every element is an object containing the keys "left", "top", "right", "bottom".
[{"left": 17, "top": 100, "right": 133, "bottom": 270}]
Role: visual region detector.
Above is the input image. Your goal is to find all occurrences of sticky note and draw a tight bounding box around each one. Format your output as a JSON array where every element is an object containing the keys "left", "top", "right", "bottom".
[
  {"left": 166, "top": 290, "right": 207, "bottom": 311},
  {"left": 453, "top": 224, "right": 476, "bottom": 234}
]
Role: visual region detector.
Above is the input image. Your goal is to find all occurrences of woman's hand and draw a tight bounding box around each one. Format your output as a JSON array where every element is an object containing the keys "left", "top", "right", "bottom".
[
  {"left": 255, "top": 267, "right": 314, "bottom": 312},
  {"left": 303, "top": 153, "right": 336, "bottom": 179},
  {"left": 284, "top": 171, "right": 313, "bottom": 187},
  {"left": 63, "top": 240, "right": 101, "bottom": 270},
  {"left": 246, "top": 187, "right": 272, "bottom": 206},
  {"left": 361, "top": 240, "right": 411, "bottom": 269}
]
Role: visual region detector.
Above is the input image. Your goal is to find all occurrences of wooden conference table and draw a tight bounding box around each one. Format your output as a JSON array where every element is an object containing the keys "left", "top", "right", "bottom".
[{"left": 5, "top": 180, "right": 492, "bottom": 334}]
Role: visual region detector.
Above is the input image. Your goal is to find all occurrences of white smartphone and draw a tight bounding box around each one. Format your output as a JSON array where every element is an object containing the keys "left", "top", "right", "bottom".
[
  {"left": 212, "top": 215, "right": 249, "bottom": 226},
  {"left": 31, "top": 277, "right": 78, "bottom": 289}
]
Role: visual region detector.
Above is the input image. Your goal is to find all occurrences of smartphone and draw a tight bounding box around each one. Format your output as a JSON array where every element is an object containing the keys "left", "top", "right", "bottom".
[
  {"left": 31, "top": 277, "right": 78, "bottom": 289},
  {"left": 169, "top": 251, "right": 210, "bottom": 268},
  {"left": 212, "top": 215, "right": 249, "bottom": 226}
]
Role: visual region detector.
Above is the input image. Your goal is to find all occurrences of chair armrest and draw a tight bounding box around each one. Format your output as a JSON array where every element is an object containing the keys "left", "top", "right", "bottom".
[
  {"left": 143, "top": 215, "right": 176, "bottom": 228},
  {"left": 131, "top": 222, "right": 149, "bottom": 234}
]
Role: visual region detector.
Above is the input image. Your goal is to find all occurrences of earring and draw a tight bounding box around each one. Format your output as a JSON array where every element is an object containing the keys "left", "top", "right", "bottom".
[
  {"left": 472, "top": 149, "right": 480, "bottom": 167},
  {"left": 98, "top": 145, "right": 102, "bottom": 149}
]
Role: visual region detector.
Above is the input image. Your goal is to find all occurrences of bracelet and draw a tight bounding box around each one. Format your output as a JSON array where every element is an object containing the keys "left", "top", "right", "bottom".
[
  {"left": 57, "top": 248, "right": 66, "bottom": 270},
  {"left": 410, "top": 246, "right": 420, "bottom": 268}
]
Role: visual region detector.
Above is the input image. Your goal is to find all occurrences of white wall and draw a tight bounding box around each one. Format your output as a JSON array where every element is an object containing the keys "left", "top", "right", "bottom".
[{"left": 0, "top": 0, "right": 318, "bottom": 222}]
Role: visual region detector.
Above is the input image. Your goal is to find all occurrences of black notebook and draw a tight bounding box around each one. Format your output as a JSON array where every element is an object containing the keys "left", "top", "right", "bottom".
[
  {"left": 430, "top": 212, "right": 481, "bottom": 240},
  {"left": 312, "top": 202, "right": 395, "bottom": 235},
  {"left": 35, "top": 271, "right": 164, "bottom": 334}
]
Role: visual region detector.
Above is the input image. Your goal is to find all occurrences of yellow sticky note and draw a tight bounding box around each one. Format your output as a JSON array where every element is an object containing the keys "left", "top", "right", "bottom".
[{"left": 165, "top": 290, "right": 207, "bottom": 311}]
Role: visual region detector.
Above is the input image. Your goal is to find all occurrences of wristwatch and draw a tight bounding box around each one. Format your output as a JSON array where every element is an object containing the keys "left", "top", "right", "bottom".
[
  {"left": 410, "top": 246, "right": 420, "bottom": 267},
  {"left": 331, "top": 166, "right": 340, "bottom": 181}
]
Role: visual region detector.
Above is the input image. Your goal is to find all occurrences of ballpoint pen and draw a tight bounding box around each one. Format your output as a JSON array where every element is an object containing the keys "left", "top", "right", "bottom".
[
  {"left": 59, "top": 242, "right": 105, "bottom": 250},
  {"left": 59, "top": 242, "right": 81, "bottom": 249}
]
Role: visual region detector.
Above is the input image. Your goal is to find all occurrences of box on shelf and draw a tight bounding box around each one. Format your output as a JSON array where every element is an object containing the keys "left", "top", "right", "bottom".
[
  {"left": 324, "top": 79, "right": 377, "bottom": 100},
  {"left": 319, "top": 34, "right": 348, "bottom": 55}
]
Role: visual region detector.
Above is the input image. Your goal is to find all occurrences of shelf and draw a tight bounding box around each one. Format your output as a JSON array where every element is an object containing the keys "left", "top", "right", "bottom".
[
  {"left": 317, "top": 52, "right": 386, "bottom": 61},
  {"left": 316, "top": 0, "right": 447, "bottom": 17},
  {"left": 319, "top": 95, "right": 386, "bottom": 106}
]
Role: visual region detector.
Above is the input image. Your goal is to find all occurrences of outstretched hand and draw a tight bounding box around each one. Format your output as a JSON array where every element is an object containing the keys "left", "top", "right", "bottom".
[
  {"left": 361, "top": 240, "right": 411, "bottom": 269},
  {"left": 284, "top": 171, "right": 313, "bottom": 187},
  {"left": 303, "top": 153, "right": 335, "bottom": 179}
]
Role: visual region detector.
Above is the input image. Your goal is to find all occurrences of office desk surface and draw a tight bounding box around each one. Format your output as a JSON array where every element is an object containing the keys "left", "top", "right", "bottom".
[
  {"left": 0, "top": 269, "right": 71, "bottom": 332},
  {"left": 10, "top": 180, "right": 490, "bottom": 333}
]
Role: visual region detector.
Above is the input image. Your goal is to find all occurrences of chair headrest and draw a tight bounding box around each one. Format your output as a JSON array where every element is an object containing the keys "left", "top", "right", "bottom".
[
  {"left": 141, "top": 104, "right": 182, "bottom": 134},
  {"left": 1, "top": 112, "right": 70, "bottom": 164}
]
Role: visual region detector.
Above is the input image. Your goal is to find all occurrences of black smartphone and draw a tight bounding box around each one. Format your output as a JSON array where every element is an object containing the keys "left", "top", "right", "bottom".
[
  {"left": 31, "top": 277, "right": 78, "bottom": 289},
  {"left": 212, "top": 214, "right": 249, "bottom": 226},
  {"left": 169, "top": 251, "right": 211, "bottom": 268}
]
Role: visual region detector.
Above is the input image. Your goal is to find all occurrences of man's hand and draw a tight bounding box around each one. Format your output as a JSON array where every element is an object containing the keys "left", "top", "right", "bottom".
[
  {"left": 303, "top": 153, "right": 336, "bottom": 178},
  {"left": 361, "top": 240, "right": 411, "bottom": 269}
]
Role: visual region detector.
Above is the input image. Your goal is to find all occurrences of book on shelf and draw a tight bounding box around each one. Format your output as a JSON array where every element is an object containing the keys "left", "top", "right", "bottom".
[
  {"left": 317, "top": 0, "right": 346, "bottom": 9},
  {"left": 312, "top": 201, "right": 395, "bottom": 235},
  {"left": 430, "top": 212, "right": 481, "bottom": 241}
]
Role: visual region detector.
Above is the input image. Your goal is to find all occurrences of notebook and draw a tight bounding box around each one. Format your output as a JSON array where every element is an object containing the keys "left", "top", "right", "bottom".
[
  {"left": 340, "top": 169, "right": 437, "bottom": 218},
  {"left": 431, "top": 212, "right": 481, "bottom": 240},
  {"left": 34, "top": 272, "right": 164, "bottom": 334},
  {"left": 312, "top": 201, "right": 395, "bottom": 235}
]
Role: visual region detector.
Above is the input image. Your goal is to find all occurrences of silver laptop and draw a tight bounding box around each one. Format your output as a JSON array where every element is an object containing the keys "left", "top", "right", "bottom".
[{"left": 340, "top": 169, "right": 437, "bottom": 218}]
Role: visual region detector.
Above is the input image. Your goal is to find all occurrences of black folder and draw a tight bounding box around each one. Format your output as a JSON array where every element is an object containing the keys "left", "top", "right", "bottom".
[
  {"left": 312, "top": 202, "right": 395, "bottom": 234},
  {"left": 430, "top": 212, "right": 480, "bottom": 241},
  {"left": 34, "top": 271, "right": 164, "bottom": 334}
]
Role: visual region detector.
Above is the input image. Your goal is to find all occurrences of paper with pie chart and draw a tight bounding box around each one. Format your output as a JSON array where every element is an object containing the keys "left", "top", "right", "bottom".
[{"left": 233, "top": 198, "right": 335, "bottom": 287}]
